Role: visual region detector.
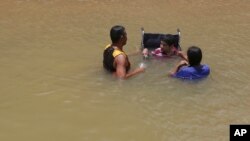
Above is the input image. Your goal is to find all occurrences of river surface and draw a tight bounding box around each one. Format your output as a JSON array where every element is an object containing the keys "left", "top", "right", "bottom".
[{"left": 0, "top": 0, "right": 250, "bottom": 141}]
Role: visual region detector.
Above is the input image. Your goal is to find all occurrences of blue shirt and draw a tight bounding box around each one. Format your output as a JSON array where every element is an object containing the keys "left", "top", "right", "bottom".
[{"left": 174, "top": 64, "right": 210, "bottom": 79}]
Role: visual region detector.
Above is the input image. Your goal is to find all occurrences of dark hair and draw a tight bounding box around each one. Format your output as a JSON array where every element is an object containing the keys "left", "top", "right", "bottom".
[
  {"left": 162, "top": 34, "right": 175, "bottom": 46},
  {"left": 110, "top": 25, "right": 125, "bottom": 43},
  {"left": 187, "top": 46, "right": 202, "bottom": 66}
]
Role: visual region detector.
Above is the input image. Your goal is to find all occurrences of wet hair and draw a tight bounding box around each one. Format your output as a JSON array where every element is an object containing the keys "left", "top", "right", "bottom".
[
  {"left": 187, "top": 46, "right": 202, "bottom": 66},
  {"left": 110, "top": 25, "right": 125, "bottom": 43},
  {"left": 161, "top": 34, "right": 175, "bottom": 46}
]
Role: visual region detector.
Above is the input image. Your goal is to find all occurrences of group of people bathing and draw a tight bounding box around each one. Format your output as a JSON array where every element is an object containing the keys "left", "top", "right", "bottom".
[{"left": 103, "top": 25, "right": 210, "bottom": 80}]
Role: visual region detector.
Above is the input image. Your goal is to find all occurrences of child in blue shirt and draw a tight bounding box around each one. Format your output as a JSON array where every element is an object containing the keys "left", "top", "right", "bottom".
[{"left": 169, "top": 46, "right": 210, "bottom": 79}]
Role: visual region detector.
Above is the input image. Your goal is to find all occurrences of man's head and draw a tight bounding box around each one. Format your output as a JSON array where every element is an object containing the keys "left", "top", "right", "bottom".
[
  {"left": 187, "top": 46, "right": 202, "bottom": 66},
  {"left": 160, "top": 35, "right": 175, "bottom": 53},
  {"left": 110, "top": 25, "right": 127, "bottom": 45}
]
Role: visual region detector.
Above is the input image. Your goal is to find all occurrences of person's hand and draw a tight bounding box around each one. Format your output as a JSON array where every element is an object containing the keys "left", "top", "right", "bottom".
[
  {"left": 136, "top": 66, "right": 145, "bottom": 73},
  {"left": 139, "top": 63, "right": 146, "bottom": 69},
  {"left": 178, "top": 60, "right": 188, "bottom": 66},
  {"left": 176, "top": 60, "right": 188, "bottom": 71},
  {"left": 142, "top": 48, "right": 149, "bottom": 58},
  {"left": 177, "top": 51, "right": 188, "bottom": 61},
  {"left": 168, "top": 59, "right": 188, "bottom": 76},
  {"left": 177, "top": 51, "right": 183, "bottom": 56}
]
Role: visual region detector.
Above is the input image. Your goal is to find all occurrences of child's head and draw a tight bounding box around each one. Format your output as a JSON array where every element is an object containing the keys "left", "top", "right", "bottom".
[
  {"left": 160, "top": 35, "right": 175, "bottom": 53},
  {"left": 187, "top": 46, "right": 202, "bottom": 66}
]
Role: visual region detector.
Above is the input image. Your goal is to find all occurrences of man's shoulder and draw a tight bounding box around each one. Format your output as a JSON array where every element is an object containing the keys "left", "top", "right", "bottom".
[
  {"left": 113, "top": 49, "right": 125, "bottom": 58},
  {"left": 114, "top": 53, "right": 127, "bottom": 65}
]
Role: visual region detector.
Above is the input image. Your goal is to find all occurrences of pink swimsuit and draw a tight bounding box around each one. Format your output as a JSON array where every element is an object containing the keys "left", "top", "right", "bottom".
[{"left": 151, "top": 47, "right": 178, "bottom": 57}]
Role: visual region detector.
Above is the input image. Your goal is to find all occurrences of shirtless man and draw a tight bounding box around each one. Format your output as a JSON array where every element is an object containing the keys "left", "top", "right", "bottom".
[{"left": 103, "top": 25, "right": 145, "bottom": 79}]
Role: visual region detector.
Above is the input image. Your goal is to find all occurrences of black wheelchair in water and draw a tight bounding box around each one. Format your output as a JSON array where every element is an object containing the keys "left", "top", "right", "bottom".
[{"left": 140, "top": 27, "right": 182, "bottom": 51}]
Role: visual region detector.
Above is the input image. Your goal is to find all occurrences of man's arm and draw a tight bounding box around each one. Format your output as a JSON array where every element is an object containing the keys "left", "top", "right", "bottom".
[{"left": 115, "top": 55, "right": 145, "bottom": 79}]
